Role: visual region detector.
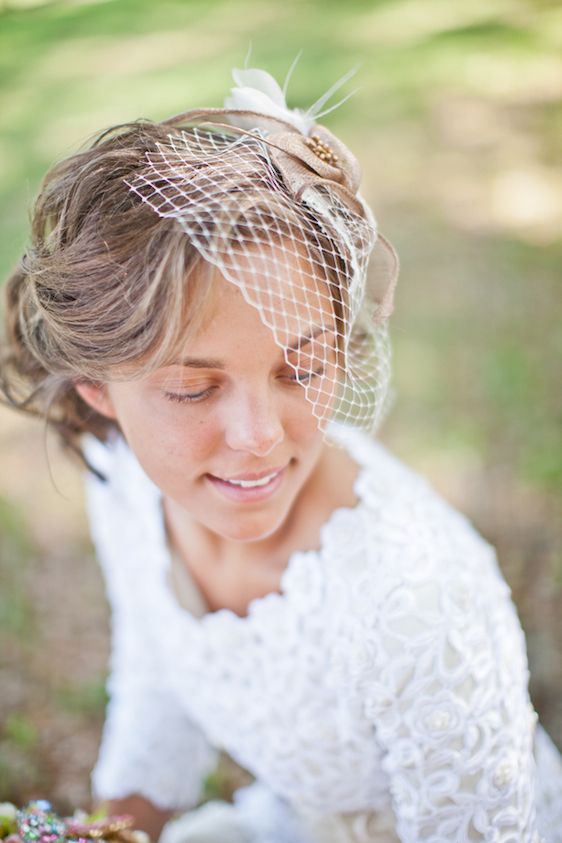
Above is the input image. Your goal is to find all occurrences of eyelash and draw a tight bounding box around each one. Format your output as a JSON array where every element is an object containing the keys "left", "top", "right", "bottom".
[{"left": 163, "top": 368, "right": 326, "bottom": 405}]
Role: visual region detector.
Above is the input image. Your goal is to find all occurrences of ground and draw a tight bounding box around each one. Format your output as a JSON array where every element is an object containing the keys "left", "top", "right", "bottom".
[{"left": 0, "top": 0, "right": 560, "bottom": 816}]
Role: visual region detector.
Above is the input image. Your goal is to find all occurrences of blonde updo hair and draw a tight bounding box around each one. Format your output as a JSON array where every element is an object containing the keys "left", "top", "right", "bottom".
[
  {"left": 0, "top": 118, "right": 349, "bottom": 471},
  {"left": 0, "top": 120, "right": 226, "bottom": 469}
]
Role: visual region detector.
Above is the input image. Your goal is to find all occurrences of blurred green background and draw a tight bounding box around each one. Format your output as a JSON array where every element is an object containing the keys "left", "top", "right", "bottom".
[{"left": 1, "top": 0, "right": 561, "bottom": 814}]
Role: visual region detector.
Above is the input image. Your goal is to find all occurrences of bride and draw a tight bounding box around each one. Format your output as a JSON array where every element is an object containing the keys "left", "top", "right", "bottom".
[{"left": 1, "top": 65, "right": 561, "bottom": 842}]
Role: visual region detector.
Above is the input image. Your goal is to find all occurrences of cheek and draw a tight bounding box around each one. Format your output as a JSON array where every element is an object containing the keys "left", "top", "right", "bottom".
[
  {"left": 287, "top": 403, "right": 324, "bottom": 454},
  {"left": 150, "top": 416, "right": 219, "bottom": 477},
  {"left": 111, "top": 392, "right": 219, "bottom": 482},
  {"left": 296, "top": 378, "right": 337, "bottom": 439}
]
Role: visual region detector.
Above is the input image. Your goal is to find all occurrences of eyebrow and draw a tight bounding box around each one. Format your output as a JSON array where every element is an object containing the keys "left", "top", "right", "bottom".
[{"left": 174, "top": 325, "right": 329, "bottom": 369}]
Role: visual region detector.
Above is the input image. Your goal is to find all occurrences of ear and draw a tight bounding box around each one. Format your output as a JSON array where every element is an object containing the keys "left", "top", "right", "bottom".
[{"left": 74, "top": 380, "right": 118, "bottom": 420}]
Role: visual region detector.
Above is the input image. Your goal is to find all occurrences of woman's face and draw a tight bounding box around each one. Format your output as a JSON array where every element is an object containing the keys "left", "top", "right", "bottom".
[{"left": 83, "top": 246, "right": 340, "bottom": 544}]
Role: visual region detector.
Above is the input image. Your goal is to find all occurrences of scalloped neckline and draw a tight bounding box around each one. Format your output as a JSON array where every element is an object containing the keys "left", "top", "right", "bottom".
[{"left": 156, "top": 424, "right": 372, "bottom": 627}]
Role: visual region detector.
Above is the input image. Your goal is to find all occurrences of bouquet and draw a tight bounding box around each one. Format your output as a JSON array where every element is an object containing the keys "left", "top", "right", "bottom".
[{"left": 0, "top": 801, "right": 150, "bottom": 843}]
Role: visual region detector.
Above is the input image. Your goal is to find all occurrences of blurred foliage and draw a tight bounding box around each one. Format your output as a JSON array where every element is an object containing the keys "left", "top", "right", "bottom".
[
  {"left": 0, "top": 0, "right": 560, "bottom": 494},
  {"left": 3, "top": 711, "right": 39, "bottom": 750},
  {"left": 54, "top": 677, "right": 108, "bottom": 716},
  {"left": 0, "top": 496, "right": 36, "bottom": 642},
  {"left": 0, "top": 711, "right": 44, "bottom": 801},
  {"left": 0, "top": 0, "right": 560, "bottom": 811}
]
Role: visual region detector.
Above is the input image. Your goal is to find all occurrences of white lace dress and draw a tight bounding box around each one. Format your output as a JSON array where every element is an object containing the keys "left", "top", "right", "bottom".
[{"left": 83, "top": 422, "right": 562, "bottom": 843}]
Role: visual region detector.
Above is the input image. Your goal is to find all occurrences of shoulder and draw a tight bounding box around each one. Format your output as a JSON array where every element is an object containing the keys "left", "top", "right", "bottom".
[
  {"left": 81, "top": 431, "right": 160, "bottom": 510},
  {"left": 82, "top": 430, "right": 144, "bottom": 487},
  {"left": 319, "top": 429, "right": 531, "bottom": 682},
  {"left": 314, "top": 425, "right": 527, "bottom": 671},
  {"left": 81, "top": 432, "right": 162, "bottom": 575},
  {"left": 324, "top": 422, "right": 501, "bottom": 580}
]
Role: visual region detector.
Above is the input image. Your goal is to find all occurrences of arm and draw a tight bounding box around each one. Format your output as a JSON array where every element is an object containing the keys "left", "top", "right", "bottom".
[
  {"left": 83, "top": 448, "right": 218, "bottom": 815},
  {"left": 356, "top": 543, "right": 541, "bottom": 841}
]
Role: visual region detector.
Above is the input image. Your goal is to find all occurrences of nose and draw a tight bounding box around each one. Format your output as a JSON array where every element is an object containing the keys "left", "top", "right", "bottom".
[{"left": 223, "top": 387, "right": 284, "bottom": 456}]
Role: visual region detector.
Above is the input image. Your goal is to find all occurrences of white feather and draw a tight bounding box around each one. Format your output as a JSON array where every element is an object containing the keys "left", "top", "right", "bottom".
[
  {"left": 224, "top": 67, "right": 316, "bottom": 134},
  {"left": 231, "top": 68, "right": 286, "bottom": 107},
  {"left": 306, "top": 66, "right": 358, "bottom": 119}
]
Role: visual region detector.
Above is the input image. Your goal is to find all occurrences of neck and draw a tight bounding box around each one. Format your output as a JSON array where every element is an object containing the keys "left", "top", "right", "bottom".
[
  {"left": 163, "top": 449, "right": 328, "bottom": 572},
  {"left": 168, "top": 504, "right": 298, "bottom": 571},
  {"left": 163, "top": 440, "right": 359, "bottom": 575}
]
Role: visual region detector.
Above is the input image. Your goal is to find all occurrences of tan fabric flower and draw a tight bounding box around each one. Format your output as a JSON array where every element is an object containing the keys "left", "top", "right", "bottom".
[
  {"left": 161, "top": 106, "right": 398, "bottom": 324},
  {"left": 133, "top": 103, "right": 399, "bottom": 433},
  {"left": 167, "top": 108, "right": 363, "bottom": 213}
]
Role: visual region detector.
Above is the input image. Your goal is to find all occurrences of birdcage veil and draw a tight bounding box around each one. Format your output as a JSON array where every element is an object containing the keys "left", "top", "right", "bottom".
[{"left": 125, "top": 66, "right": 399, "bottom": 435}]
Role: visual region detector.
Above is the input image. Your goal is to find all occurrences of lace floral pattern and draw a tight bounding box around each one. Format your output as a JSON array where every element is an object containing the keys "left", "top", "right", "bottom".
[{"left": 84, "top": 423, "right": 562, "bottom": 842}]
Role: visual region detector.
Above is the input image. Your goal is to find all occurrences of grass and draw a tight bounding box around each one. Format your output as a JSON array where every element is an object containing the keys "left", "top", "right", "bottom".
[
  {"left": 0, "top": 0, "right": 560, "bottom": 810},
  {"left": 54, "top": 678, "right": 108, "bottom": 716},
  {"left": 1, "top": 1, "right": 560, "bottom": 496},
  {"left": 0, "top": 496, "right": 36, "bottom": 644}
]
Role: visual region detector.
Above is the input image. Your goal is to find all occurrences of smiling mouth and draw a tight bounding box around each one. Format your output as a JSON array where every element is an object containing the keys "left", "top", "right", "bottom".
[
  {"left": 212, "top": 469, "right": 283, "bottom": 488},
  {"left": 209, "top": 462, "right": 288, "bottom": 484},
  {"left": 206, "top": 465, "right": 288, "bottom": 501}
]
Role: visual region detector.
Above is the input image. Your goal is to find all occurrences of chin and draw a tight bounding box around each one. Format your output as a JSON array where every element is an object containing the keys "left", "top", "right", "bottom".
[{"left": 217, "top": 513, "right": 286, "bottom": 544}]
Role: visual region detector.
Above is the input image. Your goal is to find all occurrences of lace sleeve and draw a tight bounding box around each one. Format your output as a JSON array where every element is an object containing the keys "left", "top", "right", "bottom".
[
  {"left": 351, "top": 513, "right": 543, "bottom": 841},
  {"left": 84, "top": 452, "right": 218, "bottom": 812}
]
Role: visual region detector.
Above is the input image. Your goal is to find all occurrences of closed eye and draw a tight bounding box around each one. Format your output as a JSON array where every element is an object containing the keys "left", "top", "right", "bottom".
[
  {"left": 163, "top": 386, "right": 216, "bottom": 404},
  {"left": 285, "top": 366, "right": 326, "bottom": 384},
  {"left": 163, "top": 365, "right": 327, "bottom": 405}
]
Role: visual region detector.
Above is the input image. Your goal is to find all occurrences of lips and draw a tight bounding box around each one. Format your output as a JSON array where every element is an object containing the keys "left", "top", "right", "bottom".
[
  {"left": 206, "top": 465, "right": 287, "bottom": 503},
  {"left": 213, "top": 465, "right": 287, "bottom": 482}
]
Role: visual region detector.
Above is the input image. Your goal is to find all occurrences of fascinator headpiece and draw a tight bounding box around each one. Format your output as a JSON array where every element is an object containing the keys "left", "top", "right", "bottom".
[{"left": 125, "top": 66, "right": 399, "bottom": 434}]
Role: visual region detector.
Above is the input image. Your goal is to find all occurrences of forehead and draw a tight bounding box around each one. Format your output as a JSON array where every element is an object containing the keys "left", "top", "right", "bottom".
[{"left": 199, "top": 240, "right": 338, "bottom": 348}]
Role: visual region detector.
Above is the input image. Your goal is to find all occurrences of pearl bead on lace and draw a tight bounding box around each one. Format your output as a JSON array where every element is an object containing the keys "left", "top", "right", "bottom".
[
  {"left": 427, "top": 710, "right": 451, "bottom": 731},
  {"left": 493, "top": 759, "right": 516, "bottom": 788}
]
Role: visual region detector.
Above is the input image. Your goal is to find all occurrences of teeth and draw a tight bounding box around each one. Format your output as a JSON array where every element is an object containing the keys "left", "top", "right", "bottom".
[{"left": 226, "top": 471, "right": 278, "bottom": 488}]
